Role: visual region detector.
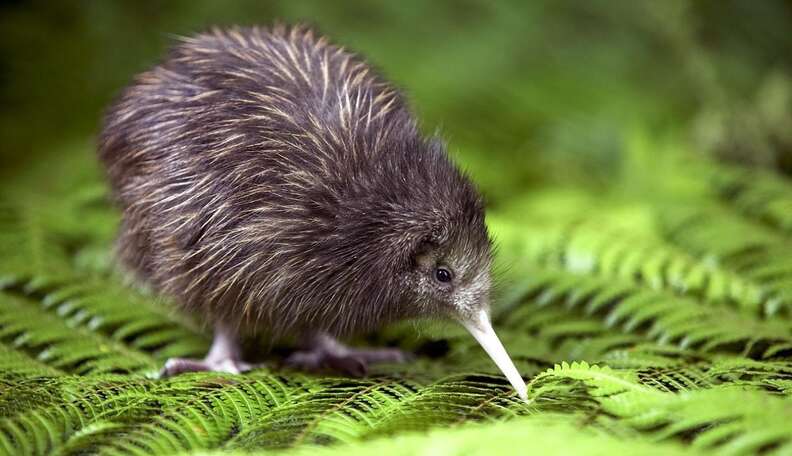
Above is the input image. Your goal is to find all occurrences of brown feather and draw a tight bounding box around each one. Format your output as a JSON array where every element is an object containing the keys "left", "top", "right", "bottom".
[{"left": 99, "top": 24, "right": 491, "bottom": 338}]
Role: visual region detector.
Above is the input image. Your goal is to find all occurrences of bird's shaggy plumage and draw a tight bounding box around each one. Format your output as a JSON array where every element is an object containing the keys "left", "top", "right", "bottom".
[{"left": 99, "top": 24, "right": 490, "bottom": 338}]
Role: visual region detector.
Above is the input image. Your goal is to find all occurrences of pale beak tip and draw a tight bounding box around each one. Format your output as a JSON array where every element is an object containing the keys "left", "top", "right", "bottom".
[{"left": 514, "top": 378, "right": 528, "bottom": 402}]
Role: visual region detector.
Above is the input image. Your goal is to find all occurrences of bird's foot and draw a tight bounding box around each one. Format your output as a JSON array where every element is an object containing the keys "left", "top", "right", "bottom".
[
  {"left": 160, "top": 357, "right": 254, "bottom": 377},
  {"left": 285, "top": 334, "right": 412, "bottom": 377},
  {"left": 159, "top": 323, "right": 254, "bottom": 377}
]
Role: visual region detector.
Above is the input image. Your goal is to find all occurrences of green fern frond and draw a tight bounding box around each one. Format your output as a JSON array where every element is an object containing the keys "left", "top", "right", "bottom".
[
  {"left": 529, "top": 362, "right": 792, "bottom": 453},
  {"left": 504, "top": 268, "right": 792, "bottom": 358},
  {"left": 496, "top": 219, "right": 769, "bottom": 314},
  {"left": 660, "top": 205, "right": 792, "bottom": 316},
  {"left": 709, "top": 164, "right": 792, "bottom": 235}
]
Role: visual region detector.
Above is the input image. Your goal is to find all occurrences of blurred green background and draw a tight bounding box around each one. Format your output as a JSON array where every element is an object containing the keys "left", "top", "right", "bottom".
[{"left": 2, "top": 0, "right": 791, "bottom": 196}]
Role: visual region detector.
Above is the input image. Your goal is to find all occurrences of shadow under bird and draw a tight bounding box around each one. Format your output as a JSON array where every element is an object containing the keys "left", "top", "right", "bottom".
[{"left": 98, "top": 24, "right": 527, "bottom": 400}]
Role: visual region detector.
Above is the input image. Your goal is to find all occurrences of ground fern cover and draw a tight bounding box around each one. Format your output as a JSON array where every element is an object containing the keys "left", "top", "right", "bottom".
[{"left": 1, "top": 137, "right": 792, "bottom": 456}]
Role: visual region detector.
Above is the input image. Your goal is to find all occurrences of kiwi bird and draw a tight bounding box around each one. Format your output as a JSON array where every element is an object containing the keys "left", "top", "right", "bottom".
[{"left": 98, "top": 24, "right": 526, "bottom": 400}]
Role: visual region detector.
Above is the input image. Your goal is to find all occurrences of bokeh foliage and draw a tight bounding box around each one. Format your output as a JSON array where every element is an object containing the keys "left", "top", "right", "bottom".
[{"left": 2, "top": 1, "right": 792, "bottom": 455}]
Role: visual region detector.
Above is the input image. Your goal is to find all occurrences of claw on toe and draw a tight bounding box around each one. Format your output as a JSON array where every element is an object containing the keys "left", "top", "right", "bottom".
[
  {"left": 285, "top": 351, "right": 368, "bottom": 376},
  {"left": 284, "top": 345, "right": 412, "bottom": 377},
  {"left": 332, "top": 355, "right": 368, "bottom": 377},
  {"left": 159, "top": 357, "right": 254, "bottom": 378}
]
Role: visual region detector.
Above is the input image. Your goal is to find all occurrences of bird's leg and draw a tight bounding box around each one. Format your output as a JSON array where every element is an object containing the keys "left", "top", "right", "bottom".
[
  {"left": 160, "top": 323, "right": 253, "bottom": 377},
  {"left": 284, "top": 333, "right": 411, "bottom": 377}
]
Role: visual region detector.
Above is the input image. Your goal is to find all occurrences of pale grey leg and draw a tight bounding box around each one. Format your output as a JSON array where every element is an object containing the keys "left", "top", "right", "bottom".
[
  {"left": 160, "top": 323, "right": 253, "bottom": 377},
  {"left": 285, "top": 333, "right": 411, "bottom": 377}
]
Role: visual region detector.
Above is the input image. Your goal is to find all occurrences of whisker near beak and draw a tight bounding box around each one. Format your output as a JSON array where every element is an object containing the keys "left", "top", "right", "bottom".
[{"left": 460, "top": 309, "right": 528, "bottom": 401}]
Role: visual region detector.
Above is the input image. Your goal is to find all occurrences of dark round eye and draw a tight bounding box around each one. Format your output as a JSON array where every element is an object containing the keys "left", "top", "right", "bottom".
[{"left": 434, "top": 267, "right": 452, "bottom": 283}]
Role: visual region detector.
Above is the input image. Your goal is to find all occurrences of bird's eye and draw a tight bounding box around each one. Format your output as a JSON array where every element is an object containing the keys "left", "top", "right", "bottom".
[{"left": 434, "top": 267, "right": 453, "bottom": 283}]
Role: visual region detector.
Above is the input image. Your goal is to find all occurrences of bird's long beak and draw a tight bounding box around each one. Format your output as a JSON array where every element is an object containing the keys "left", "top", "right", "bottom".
[{"left": 460, "top": 309, "right": 528, "bottom": 401}]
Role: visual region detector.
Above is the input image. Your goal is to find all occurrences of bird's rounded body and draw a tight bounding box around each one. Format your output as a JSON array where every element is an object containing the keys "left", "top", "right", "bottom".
[
  {"left": 99, "top": 24, "right": 527, "bottom": 399},
  {"left": 100, "top": 25, "right": 485, "bottom": 337}
]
